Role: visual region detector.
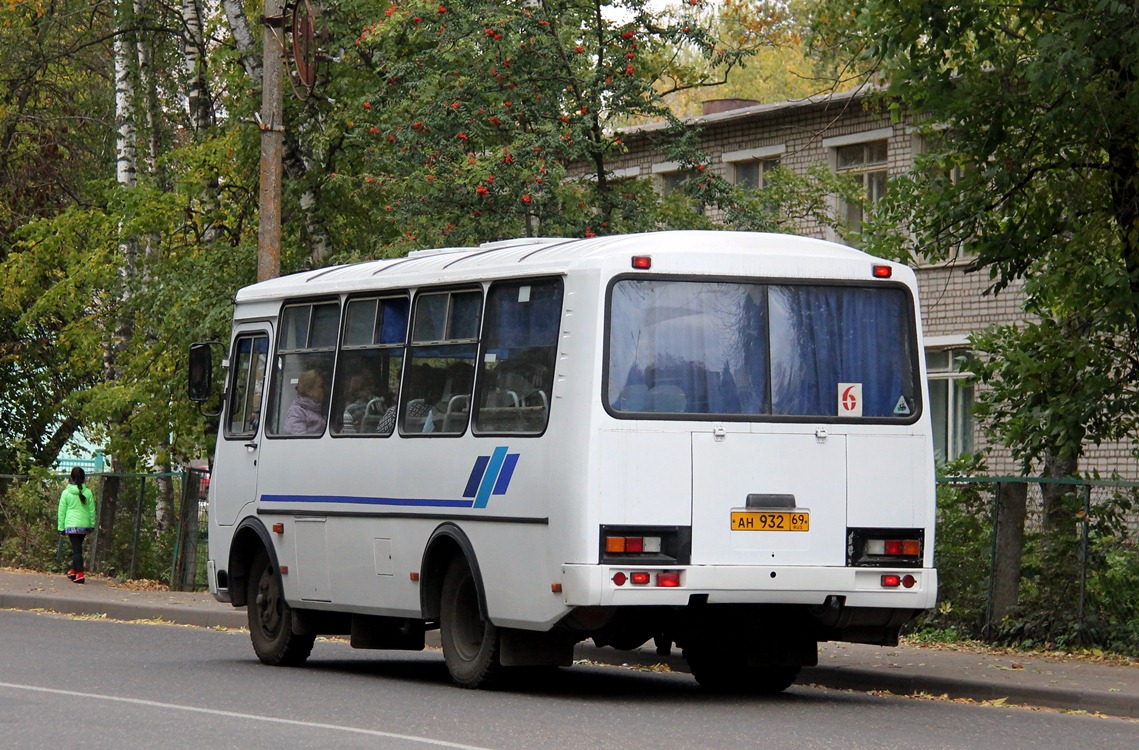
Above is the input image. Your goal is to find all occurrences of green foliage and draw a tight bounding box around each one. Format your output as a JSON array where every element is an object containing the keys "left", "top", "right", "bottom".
[
  {"left": 320, "top": 0, "right": 790, "bottom": 247},
  {"left": 912, "top": 464, "right": 1139, "bottom": 656},
  {"left": 0, "top": 472, "right": 191, "bottom": 583},
  {"left": 0, "top": 470, "right": 62, "bottom": 570},
  {"left": 808, "top": 0, "right": 1139, "bottom": 468},
  {"left": 910, "top": 454, "right": 993, "bottom": 638}
]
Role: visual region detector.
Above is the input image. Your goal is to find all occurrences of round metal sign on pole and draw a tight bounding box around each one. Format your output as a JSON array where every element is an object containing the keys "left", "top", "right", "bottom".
[{"left": 290, "top": 0, "right": 321, "bottom": 99}]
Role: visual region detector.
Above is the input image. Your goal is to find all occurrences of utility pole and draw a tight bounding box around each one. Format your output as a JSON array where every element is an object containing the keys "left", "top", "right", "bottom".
[{"left": 257, "top": 0, "right": 285, "bottom": 282}]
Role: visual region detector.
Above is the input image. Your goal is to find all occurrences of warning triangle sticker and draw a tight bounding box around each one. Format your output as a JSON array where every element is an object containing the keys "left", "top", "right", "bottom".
[{"left": 893, "top": 396, "right": 911, "bottom": 415}]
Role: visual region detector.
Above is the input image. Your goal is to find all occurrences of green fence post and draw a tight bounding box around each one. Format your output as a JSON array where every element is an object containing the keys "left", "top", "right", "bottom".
[
  {"left": 129, "top": 476, "right": 146, "bottom": 580},
  {"left": 1079, "top": 483, "right": 1091, "bottom": 629},
  {"left": 984, "top": 481, "right": 1002, "bottom": 640},
  {"left": 171, "top": 470, "right": 189, "bottom": 590}
]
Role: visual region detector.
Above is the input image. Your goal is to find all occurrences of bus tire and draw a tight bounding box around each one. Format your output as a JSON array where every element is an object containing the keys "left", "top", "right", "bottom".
[
  {"left": 247, "top": 550, "right": 315, "bottom": 666},
  {"left": 439, "top": 555, "right": 502, "bottom": 688},
  {"left": 685, "top": 646, "right": 799, "bottom": 694}
]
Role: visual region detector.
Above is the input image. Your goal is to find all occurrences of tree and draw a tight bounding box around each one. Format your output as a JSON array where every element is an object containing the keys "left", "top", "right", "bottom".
[
  {"left": 316, "top": 0, "right": 797, "bottom": 252},
  {"left": 0, "top": 0, "right": 116, "bottom": 474},
  {"left": 806, "top": 0, "right": 1139, "bottom": 642},
  {"left": 806, "top": 0, "right": 1139, "bottom": 469},
  {"left": 658, "top": 0, "right": 839, "bottom": 119}
]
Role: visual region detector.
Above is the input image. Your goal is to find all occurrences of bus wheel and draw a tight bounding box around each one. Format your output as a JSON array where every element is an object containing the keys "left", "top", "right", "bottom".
[
  {"left": 685, "top": 646, "right": 799, "bottom": 694},
  {"left": 439, "top": 556, "right": 502, "bottom": 688},
  {"left": 247, "top": 550, "right": 315, "bottom": 666}
]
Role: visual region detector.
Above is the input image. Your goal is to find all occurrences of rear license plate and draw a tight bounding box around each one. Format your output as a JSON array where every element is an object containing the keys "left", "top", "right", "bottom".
[{"left": 730, "top": 511, "right": 810, "bottom": 531}]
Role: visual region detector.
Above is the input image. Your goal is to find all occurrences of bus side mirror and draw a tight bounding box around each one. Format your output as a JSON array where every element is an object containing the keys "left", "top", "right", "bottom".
[{"left": 189, "top": 343, "right": 215, "bottom": 402}]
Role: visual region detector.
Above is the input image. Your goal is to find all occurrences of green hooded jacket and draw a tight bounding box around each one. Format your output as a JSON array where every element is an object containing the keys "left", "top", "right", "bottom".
[{"left": 57, "top": 483, "right": 96, "bottom": 532}]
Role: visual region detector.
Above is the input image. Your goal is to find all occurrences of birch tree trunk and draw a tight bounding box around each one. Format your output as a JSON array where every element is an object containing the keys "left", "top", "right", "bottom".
[
  {"left": 221, "top": 0, "right": 262, "bottom": 81},
  {"left": 182, "top": 0, "right": 214, "bottom": 134},
  {"left": 100, "top": 0, "right": 141, "bottom": 566}
]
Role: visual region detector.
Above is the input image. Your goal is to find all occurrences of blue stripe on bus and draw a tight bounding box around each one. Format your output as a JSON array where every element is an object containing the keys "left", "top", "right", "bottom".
[
  {"left": 474, "top": 446, "right": 508, "bottom": 509},
  {"left": 492, "top": 453, "right": 519, "bottom": 495},
  {"left": 260, "top": 495, "right": 474, "bottom": 508},
  {"left": 463, "top": 455, "right": 490, "bottom": 498}
]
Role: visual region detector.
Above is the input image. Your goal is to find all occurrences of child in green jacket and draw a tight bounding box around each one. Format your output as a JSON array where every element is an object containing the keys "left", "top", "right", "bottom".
[{"left": 57, "top": 467, "right": 96, "bottom": 584}]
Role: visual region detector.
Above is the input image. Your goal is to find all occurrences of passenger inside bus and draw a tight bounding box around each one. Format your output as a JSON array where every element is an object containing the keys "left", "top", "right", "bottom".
[
  {"left": 340, "top": 371, "right": 382, "bottom": 433},
  {"left": 284, "top": 369, "right": 328, "bottom": 435}
]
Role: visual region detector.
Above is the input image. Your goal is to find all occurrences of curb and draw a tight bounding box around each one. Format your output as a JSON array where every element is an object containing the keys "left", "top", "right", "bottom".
[{"left": 0, "top": 591, "right": 246, "bottom": 630}]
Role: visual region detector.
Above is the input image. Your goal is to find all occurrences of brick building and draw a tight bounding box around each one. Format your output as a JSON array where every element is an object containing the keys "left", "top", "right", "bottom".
[{"left": 602, "top": 88, "right": 1138, "bottom": 478}]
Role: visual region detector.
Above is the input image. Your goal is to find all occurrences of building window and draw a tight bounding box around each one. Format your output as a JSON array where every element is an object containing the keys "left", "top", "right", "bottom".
[
  {"left": 926, "top": 348, "right": 974, "bottom": 462},
  {"left": 835, "top": 139, "right": 888, "bottom": 232},
  {"left": 733, "top": 158, "right": 780, "bottom": 189},
  {"left": 660, "top": 170, "right": 691, "bottom": 195},
  {"left": 723, "top": 145, "right": 786, "bottom": 191}
]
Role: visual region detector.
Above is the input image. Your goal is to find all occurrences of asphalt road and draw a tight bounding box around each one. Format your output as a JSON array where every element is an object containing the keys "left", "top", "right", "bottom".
[{"left": 2, "top": 610, "right": 1135, "bottom": 750}]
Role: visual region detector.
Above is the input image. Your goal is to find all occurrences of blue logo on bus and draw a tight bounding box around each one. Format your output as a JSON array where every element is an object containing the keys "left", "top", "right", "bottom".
[{"left": 463, "top": 446, "right": 519, "bottom": 509}]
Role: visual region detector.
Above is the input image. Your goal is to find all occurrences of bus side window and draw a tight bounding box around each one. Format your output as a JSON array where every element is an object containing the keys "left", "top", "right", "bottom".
[
  {"left": 474, "top": 278, "right": 563, "bottom": 435},
  {"left": 402, "top": 289, "right": 481, "bottom": 436},
  {"left": 266, "top": 301, "right": 339, "bottom": 437},
  {"left": 332, "top": 296, "right": 408, "bottom": 437}
]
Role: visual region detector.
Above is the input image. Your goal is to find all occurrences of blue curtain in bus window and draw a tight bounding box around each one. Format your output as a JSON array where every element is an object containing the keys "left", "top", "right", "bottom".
[
  {"left": 379, "top": 297, "right": 409, "bottom": 344},
  {"left": 768, "top": 286, "right": 910, "bottom": 417}
]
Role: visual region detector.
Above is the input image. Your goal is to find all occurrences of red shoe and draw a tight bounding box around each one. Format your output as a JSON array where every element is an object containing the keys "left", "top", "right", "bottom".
[
  {"left": 73, "top": 573, "right": 85, "bottom": 584},
  {"left": 67, "top": 569, "right": 76, "bottom": 581}
]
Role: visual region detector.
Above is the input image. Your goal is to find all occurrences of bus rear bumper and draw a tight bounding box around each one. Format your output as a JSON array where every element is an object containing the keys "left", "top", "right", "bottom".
[{"left": 561, "top": 564, "right": 937, "bottom": 610}]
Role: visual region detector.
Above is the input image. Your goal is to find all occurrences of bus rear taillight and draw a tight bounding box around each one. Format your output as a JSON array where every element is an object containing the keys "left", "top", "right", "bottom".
[
  {"left": 600, "top": 525, "right": 691, "bottom": 565},
  {"left": 848, "top": 528, "right": 924, "bottom": 568},
  {"left": 605, "top": 535, "right": 661, "bottom": 554}
]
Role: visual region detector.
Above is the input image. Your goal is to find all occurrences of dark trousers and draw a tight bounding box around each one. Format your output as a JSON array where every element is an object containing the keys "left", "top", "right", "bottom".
[{"left": 68, "top": 533, "right": 86, "bottom": 573}]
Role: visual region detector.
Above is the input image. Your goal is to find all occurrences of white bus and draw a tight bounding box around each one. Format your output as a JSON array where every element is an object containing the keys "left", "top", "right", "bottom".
[{"left": 189, "top": 230, "right": 937, "bottom": 692}]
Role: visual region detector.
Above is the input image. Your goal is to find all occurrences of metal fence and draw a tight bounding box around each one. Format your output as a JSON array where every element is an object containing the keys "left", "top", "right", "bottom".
[
  {"left": 0, "top": 469, "right": 210, "bottom": 591},
  {"left": 4, "top": 469, "right": 1139, "bottom": 651},
  {"left": 929, "top": 476, "right": 1139, "bottom": 653}
]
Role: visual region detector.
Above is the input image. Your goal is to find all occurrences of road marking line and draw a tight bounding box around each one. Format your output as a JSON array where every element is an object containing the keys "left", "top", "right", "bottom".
[{"left": 0, "top": 681, "right": 496, "bottom": 749}]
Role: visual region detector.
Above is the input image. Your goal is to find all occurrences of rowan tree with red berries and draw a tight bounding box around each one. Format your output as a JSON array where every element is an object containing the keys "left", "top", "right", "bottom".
[{"left": 330, "top": 0, "right": 793, "bottom": 249}]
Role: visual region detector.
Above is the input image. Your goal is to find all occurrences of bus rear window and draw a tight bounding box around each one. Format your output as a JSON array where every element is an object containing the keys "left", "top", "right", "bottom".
[{"left": 606, "top": 279, "right": 918, "bottom": 420}]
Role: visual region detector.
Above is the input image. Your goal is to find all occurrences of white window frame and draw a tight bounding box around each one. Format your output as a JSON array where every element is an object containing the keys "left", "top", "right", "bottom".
[
  {"left": 824, "top": 128, "right": 892, "bottom": 237},
  {"left": 925, "top": 339, "right": 974, "bottom": 462},
  {"left": 723, "top": 145, "right": 786, "bottom": 189}
]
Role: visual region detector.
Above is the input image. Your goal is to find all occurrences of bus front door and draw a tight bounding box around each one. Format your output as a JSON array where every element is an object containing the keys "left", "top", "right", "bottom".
[{"left": 211, "top": 327, "right": 271, "bottom": 527}]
